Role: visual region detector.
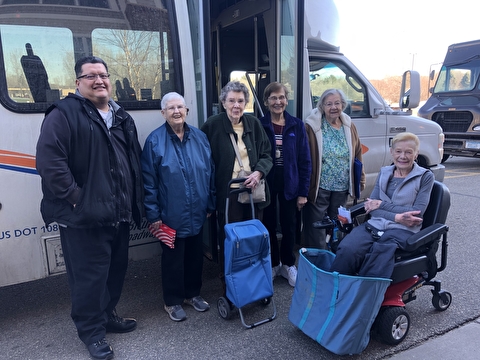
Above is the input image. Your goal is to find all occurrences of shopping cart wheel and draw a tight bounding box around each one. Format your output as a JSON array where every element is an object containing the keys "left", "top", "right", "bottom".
[
  {"left": 376, "top": 307, "right": 410, "bottom": 345},
  {"left": 260, "top": 297, "right": 271, "bottom": 305},
  {"left": 217, "top": 297, "right": 233, "bottom": 320},
  {"left": 432, "top": 290, "right": 452, "bottom": 311}
]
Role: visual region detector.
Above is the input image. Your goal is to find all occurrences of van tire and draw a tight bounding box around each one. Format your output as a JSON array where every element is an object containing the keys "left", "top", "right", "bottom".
[{"left": 415, "top": 155, "right": 428, "bottom": 169}]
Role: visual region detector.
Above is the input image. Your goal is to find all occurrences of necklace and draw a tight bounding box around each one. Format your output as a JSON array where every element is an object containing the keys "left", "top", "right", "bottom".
[{"left": 391, "top": 177, "right": 404, "bottom": 188}]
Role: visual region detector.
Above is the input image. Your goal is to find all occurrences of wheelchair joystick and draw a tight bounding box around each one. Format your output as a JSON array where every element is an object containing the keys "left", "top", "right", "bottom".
[{"left": 313, "top": 213, "right": 354, "bottom": 253}]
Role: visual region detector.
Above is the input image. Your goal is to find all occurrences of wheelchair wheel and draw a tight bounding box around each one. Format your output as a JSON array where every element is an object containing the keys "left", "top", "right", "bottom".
[
  {"left": 217, "top": 297, "right": 233, "bottom": 320},
  {"left": 376, "top": 307, "right": 410, "bottom": 345},
  {"left": 432, "top": 291, "right": 452, "bottom": 311}
]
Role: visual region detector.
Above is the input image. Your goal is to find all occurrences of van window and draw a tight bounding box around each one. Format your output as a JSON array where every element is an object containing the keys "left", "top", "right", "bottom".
[{"left": 309, "top": 60, "right": 369, "bottom": 118}]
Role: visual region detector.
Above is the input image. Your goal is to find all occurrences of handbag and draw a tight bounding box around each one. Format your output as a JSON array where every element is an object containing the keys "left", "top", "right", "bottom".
[{"left": 229, "top": 133, "right": 266, "bottom": 203}]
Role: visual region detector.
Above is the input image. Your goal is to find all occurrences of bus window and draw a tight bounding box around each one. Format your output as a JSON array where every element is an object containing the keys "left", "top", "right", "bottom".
[
  {"left": 0, "top": 1, "right": 181, "bottom": 113},
  {"left": 2, "top": 0, "right": 109, "bottom": 7},
  {"left": 0, "top": 25, "right": 74, "bottom": 107},
  {"left": 92, "top": 29, "right": 164, "bottom": 102},
  {"left": 309, "top": 60, "right": 368, "bottom": 118}
]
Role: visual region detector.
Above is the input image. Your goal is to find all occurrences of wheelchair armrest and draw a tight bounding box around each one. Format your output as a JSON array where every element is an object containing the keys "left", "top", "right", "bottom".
[
  {"left": 404, "top": 223, "right": 449, "bottom": 252},
  {"left": 349, "top": 203, "right": 366, "bottom": 219}
]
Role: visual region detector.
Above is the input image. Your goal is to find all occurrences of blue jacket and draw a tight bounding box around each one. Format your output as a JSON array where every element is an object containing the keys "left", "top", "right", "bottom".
[
  {"left": 260, "top": 111, "right": 311, "bottom": 200},
  {"left": 141, "top": 122, "right": 216, "bottom": 238}
]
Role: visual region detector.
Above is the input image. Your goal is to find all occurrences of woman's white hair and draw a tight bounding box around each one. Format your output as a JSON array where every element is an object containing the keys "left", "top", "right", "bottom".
[{"left": 161, "top": 92, "right": 186, "bottom": 109}]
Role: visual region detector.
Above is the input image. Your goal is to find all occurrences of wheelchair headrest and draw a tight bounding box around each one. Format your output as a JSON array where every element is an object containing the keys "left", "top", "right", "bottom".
[{"left": 422, "top": 181, "right": 450, "bottom": 229}]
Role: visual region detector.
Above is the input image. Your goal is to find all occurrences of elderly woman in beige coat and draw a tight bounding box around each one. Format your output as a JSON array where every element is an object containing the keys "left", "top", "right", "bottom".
[{"left": 303, "top": 88, "right": 365, "bottom": 249}]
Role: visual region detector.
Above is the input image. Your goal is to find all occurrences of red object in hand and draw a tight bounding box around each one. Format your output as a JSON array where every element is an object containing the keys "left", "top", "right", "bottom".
[{"left": 148, "top": 223, "right": 176, "bottom": 249}]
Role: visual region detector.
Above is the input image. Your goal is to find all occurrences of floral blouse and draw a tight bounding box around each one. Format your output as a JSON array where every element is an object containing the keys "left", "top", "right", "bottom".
[{"left": 320, "top": 118, "right": 349, "bottom": 191}]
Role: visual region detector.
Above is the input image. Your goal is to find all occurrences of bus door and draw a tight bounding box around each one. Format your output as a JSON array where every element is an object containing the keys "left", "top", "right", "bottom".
[
  {"left": 204, "top": 0, "right": 275, "bottom": 261},
  {"left": 209, "top": 0, "right": 275, "bottom": 117},
  {"left": 209, "top": 0, "right": 301, "bottom": 118},
  {"left": 201, "top": 0, "right": 303, "bottom": 260}
]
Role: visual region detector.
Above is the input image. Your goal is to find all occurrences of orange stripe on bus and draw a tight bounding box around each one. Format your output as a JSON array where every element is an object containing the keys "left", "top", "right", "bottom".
[
  {"left": 0, "top": 149, "right": 36, "bottom": 159},
  {"left": 0, "top": 153, "right": 36, "bottom": 168}
]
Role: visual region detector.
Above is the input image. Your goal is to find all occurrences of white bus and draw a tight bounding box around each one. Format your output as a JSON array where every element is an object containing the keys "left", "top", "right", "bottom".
[{"left": 0, "top": 0, "right": 445, "bottom": 287}]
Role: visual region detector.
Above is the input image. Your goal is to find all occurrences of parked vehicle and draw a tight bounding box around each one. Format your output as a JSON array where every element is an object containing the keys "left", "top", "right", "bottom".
[{"left": 418, "top": 40, "right": 480, "bottom": 162}]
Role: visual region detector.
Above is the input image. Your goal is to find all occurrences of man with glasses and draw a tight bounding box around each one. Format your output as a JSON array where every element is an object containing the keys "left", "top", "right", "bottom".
[{"left": 36, "top": 56, "right": 144, "bottom": 360}]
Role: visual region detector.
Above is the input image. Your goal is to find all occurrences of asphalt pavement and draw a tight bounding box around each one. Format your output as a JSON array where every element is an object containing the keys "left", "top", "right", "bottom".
[
  {"left": 1, "top": 253, "right": 479, "bottom": 360},
  {"left": 1, "top": 157, "right": 480, "bottom": 359}
]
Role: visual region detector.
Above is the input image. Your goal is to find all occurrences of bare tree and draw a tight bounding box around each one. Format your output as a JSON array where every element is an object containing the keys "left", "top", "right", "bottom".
[
  {"left": 93, "top": 29, "right": 163, "bottom": 100},
  {"left": 7, "top": 50, "right": 28, "bottom": 90}
]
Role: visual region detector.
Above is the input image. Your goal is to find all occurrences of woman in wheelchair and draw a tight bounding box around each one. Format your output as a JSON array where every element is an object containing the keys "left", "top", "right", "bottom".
[{"left": 330, "top": 132, "right": 435, "bottom": 278}]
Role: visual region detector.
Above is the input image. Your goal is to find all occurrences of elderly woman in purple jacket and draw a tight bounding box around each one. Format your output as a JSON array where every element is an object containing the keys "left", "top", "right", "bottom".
[{"left": 260, "top": 82, "right": 311, "bottom": 287}]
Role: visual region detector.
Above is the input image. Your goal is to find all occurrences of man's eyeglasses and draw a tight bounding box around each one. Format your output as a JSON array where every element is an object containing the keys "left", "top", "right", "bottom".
[
  {"left": 77, "top": 73, "right": 110, "bottom": 81},
  {"left": 268, "top": 95, "right": 286, "bottom": 102}
]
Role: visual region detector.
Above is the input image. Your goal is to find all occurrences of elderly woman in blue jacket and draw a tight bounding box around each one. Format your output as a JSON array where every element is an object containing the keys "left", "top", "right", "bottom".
[
  {"left": 260, "top": 82, "right": 311, "bottom": 287},
  {"left": 330, "top": 132, "right": 434, "bottom": 278},
  {"left": 141, "top": 92, "right": 216, "bottom": 322}
]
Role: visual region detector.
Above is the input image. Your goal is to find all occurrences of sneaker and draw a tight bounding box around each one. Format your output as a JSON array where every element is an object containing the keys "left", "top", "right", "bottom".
[
  {"left": 164, "top": 304, "right": 187, "bottom": 321},
  {"left": 184, "top": 296, "right": 210, "bottom": 312},
  {"left": 272, "top": 262, "right": 282, "bottom": 280},
  {"left": 280, "top": 264, "right": 297, "bottom": 287}
]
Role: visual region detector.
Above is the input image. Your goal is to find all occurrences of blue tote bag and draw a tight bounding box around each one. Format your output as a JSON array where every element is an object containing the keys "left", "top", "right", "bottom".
[{"left": 289, "top": 249, "right": 391, "bottom": 355}]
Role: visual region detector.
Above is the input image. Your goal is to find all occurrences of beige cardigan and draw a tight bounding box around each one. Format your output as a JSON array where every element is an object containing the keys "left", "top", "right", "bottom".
[{"left": 304, "top": 108, "right": 365, "bottom": 202}]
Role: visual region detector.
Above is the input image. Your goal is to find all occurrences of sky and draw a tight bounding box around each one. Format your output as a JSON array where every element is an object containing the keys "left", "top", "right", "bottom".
[{"left": 335, "top": 0, "right": 480, "bottom": 79}]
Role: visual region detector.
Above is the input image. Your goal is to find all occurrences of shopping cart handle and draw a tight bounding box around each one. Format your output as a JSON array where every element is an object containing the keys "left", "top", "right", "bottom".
[{"left": 227, "top": 178, "right": 252, "bottom": 196}]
